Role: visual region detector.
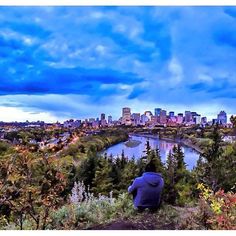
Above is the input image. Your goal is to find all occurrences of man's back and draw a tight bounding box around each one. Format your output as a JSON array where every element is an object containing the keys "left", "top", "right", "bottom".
[{"left": 128, "top": 172, "right": 164, "bottom": 209}]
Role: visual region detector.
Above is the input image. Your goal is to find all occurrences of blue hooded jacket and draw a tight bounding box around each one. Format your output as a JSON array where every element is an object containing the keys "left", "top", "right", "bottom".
[{"left": 128, "top": 172, "right": 164, "bottom": 208}]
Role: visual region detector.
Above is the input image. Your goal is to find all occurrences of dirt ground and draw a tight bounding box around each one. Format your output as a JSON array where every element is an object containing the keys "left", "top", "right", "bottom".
[
  {"left": 87, "top": 206, "right": 198, "bottom": 230},
  {"left": 88, "top": 212, "right": 176, "bottom": 230}
]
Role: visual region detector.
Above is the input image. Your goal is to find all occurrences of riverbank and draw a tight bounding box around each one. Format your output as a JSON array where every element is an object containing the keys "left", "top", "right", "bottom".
[
  {"left": 130, "top": 132, "right": 203, "bottom": 154},
  {"left": 179, "top": 139, "right": 203, "bottom": 154},
  {"left": 129, "top": 133, "right": 159, "bottom": 139},
  {"left": 61, "top": 129, "right": 129, "bottom": 159},
  {"left": 103, "top": 133, "right": 200, "bottom": 170},
  {"left": 160, "top": 137, "right": 203, "bottom": 154}
]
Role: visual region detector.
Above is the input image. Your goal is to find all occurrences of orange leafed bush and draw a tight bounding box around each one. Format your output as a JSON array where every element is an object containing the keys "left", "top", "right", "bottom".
[{"left": 197, "top": 183, "right": 236, "bottom": 230}]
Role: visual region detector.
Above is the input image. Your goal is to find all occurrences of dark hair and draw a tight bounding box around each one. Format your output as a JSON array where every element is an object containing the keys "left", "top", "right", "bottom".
[{"left": 145, "top": 160, "right": 157, "bottom": 172}]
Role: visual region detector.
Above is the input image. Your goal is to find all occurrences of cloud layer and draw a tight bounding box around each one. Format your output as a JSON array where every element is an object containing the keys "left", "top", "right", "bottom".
[{"left": 0, "top": 6, "right": 236, "bottom": 121}]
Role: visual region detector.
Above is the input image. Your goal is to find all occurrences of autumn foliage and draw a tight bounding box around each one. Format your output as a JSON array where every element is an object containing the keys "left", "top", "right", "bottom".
[
  {"left": 197, "top": 183, "right": 236, "bottom": 230},
  {"left": 0, "top": 150, "right": 66, "bottom": 229}
]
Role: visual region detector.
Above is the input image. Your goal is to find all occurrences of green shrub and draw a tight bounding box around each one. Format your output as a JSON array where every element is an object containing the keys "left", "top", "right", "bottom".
[{"left": 48, "top": 182, "right": 134, "bottom": 229}]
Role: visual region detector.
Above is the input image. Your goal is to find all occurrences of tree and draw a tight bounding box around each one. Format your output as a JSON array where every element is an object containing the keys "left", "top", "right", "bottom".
[
  {"left": 92, "top": 157, "right": 113, "bottom": 196},
  {"left": 109, "top": 157, "right": 122, "bottom": 195},
  {"left": 144, "top": 140, "right": 151, "bottom": 156},
  {"left": 163, "top": 145, "right": 192, "bottom": 205},
  {"left": 147, "top": 149, "right": 164, "bottom": 174},
  {"left": 58, "top": 155, "right": 77, "bottom": 197},
  {"left": 164, "top": 151, "right": 177, "bottom": 204},
  {"left": 118, "top": 157, "right": 139, "bottom": 192},
  {"left": 196, "top": 125, "right": 223, "bottom": 192},
  {"left": 136, "top": 157, "right": 147, "bottom": 176},
  {"left": 230, "top": 115, "right": 236, "bottom": 128},
  {"left": 200, "top": 128, "right": 205, "bottom": 138},
  {"left": 0, "top": 142, "right": 11, "bottom": 156},
  {"left": 173, "top": 145, "right": 187, "bottom": 182},
  {"left": 230, "top": 115, "right": 236, "bottom": 135},
  {"left": 202, "top": 142, "right": 236, "bottom": 193},
  {"left": 217, "top": 144, "right": 236, "bottom": 192},
  {"left": 78, "top": 148, "right": 98, "bottom": 188},
  {"left": 120, "top": 150, "right": 128, "bottom": 169},
  {"left": 0, "top": 152, "right": 66, "bottom": 230},
  {"left": 78, "top": 144, "right": 86, "bottom": 153}
]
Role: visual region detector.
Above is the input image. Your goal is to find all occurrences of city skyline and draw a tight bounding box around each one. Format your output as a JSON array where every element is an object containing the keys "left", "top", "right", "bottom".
[
  {"left": 0, "top": 7, "right": 236, "bottom": 122},
  {"left": 0, "top": 106, "right": 228, "bottom": 126}
]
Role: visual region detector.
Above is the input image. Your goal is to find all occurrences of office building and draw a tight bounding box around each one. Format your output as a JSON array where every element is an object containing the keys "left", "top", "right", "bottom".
[
  {"left": 140, "top": 114, "right": 149, "bottom": 125},
  {"left": 122, "top": 107, "right": 131, "bottom": 125},
  {"left": 169, "top": 111, "right": 175, "bottom": 118},
  {"left": 89, "top": 118, "right": 95, "bottom": 123},
  {"left": 154, "top": 108, "right": 162, "bottom": 116},
  {"left": 144, "top": 111, "right": 153, "bottom": 121},
  {"left": 100, "top": 113, "right": 105, "bottom": 121},
  {"left": 217, "top": 111, "right": 227, "bottom": 125},
  {"left": 212, "top": 119, "right": 218, "bottom": 125},
  {"left": 177, "top": 113, "right": 183, "bottom": 124},
  {"left": 193, "top": 114, "right": 201, "bottom": 124},
  {"left": 132, "top": 113, "right": 140, "bottom": 126},
  {"left": 108, "top": 116, "right": 112, "bottom": 124},
  {"left": 160, "top": 110, "right": 167, "bottom": 124},
  {"left": 185, "top": 111, "right": 192, "bottom": 123},
  {"left": 201, "top": 117, "right": 207, "bottom": 124}
]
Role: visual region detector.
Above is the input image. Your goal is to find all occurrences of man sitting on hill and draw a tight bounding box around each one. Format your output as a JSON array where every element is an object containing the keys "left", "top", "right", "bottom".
[{"left": 128, "top": 161, "right": 164, "bottom": 212}]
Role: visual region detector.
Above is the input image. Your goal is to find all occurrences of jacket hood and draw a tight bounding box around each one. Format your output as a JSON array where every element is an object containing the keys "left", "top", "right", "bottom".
[{"left": 143, "top": 172, "right": 162, "bottom": 186}]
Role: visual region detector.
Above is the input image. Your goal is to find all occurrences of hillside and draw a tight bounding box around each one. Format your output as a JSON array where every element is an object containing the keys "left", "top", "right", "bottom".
[
  {"left": 0, "top": 126, "right": 235, "bottom": 230},
  {"left": 88, "top": 206, "right": 198, "bottom": 230}
]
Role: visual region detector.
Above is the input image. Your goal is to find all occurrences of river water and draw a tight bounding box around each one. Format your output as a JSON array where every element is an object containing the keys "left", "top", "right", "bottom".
[{"left": 101, "top": 135, "right": 200, "bottom": 170}]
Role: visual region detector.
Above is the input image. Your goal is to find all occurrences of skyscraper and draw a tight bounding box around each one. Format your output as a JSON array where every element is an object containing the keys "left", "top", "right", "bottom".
[
  {"left": 154, "top": 108, "right": 162, "bottom": 116},
  {"left": 169, "top": 111, "right": 175, "bottom": 117},
  {"left": 160, "top": 110, "right": 167, "bottom": 124},
  {"left": 122, "top": 107, "right": 131, "bottom": 125},
  {"left": 100, "top": 113, "right": 105, "bottom": 121},
  {"left": 185, "top": 111, "right": 192, "bottom": 123},
  {"left": 177, "top": 113, "right": 184, "bottom": 124},
  {"left": 108, "top": 115, "right": 112, "bottom": 124},
  {"left": 193, "top": 114, "right": 201, "bottom": 124},
  {"left": 100, "top": 113, "right": 107, "bottom": 126},
  {"left": 201, "top": 117, "right": 207, "bottom": 124},
  {"left": 217, "top": 111, "right": 227, "bottom": 125},
  {"left": 140, "top": 114, "right": 149, "bottom": 125},
  {"left": 144, "top": 111, "right": 153, "bottom": 121},
  {"left": 131, "top": 113, "right": 140, "bottom": 126}
]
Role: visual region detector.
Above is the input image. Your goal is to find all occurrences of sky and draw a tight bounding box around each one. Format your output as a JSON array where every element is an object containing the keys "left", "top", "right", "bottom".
[{"left": 0, "top": 6, "right": 236, "bottom": 122}]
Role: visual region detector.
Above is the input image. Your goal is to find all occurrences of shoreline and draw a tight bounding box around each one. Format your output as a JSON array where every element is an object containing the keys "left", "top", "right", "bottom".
[
  {"left": 179, "top": 139, "right": 203, "bottom": 154},
  {"left": 130, "top": 132, "right": 203, "bottom": 154},
  {"left": 129, "top": 133, "right": 159, "bottom": 139},
  {"left": 100, "top": 136, "right": 129, "bottom": 153}
]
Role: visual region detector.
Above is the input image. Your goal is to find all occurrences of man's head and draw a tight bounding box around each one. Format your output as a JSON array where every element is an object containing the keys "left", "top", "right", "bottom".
[{"left": 145, "top": 160, "right": 157, "bottom": 172}]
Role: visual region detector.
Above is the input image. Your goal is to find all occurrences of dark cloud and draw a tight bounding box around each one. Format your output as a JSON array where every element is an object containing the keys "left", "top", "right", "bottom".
[
  {"left": 0, "top": 66, "right": 142, "bottom": 96},
  {"left": 0, "top": 6, "right": 235, "bottom": 121},
  {"left": 127, "top": 87, "right": 147, "bottom": 99},
  {"left": 2, "top": 21, "right": 51, "bottom": 38},
  {"left": 214, "top": 29, "right": 236, "bottom": 47},
  {"left": 224, "top": 7, "right": 236, "bottom": 19}
]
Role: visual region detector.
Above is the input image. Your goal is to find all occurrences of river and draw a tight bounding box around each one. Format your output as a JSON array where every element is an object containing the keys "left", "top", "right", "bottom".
[{"left": 101, "top": 134, "right": 200, "bottom": 170}]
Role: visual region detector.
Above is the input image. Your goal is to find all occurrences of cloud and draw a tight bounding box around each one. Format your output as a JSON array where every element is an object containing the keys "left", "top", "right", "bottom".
[
  {"left": 0, "top": 66, "right": 142, "bottom": 96},
  {"left": 0, "top": 6, "right": 235, "bottom": 121},
  {"left": 214, "top": 29, "right": 236, "bottom": 48},
  {"left": 224, "top": 7, "right": 236, "bottom": 19},
  {"left": 127, "top": 86, "right": 146, "bottom": 99}
]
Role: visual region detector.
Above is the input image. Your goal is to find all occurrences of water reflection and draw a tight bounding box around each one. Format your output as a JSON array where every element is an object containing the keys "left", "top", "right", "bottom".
[{"left": 102, "top": 135, "right": 199, "bottom": 170}]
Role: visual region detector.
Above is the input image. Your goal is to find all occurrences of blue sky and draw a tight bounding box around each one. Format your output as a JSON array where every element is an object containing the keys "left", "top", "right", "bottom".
[{"left": 0, "top": 6, "right": 236, "bottom": 122}]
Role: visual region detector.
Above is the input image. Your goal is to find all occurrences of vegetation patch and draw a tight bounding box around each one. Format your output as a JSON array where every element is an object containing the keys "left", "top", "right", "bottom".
[
  {"left": 124, "top": 139, "right": 141, "bottom": 148},
  {"left": 0, "top": 125, "right": 235, "bottom": 230}
]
